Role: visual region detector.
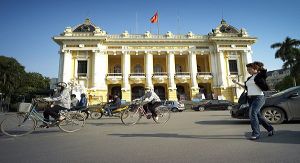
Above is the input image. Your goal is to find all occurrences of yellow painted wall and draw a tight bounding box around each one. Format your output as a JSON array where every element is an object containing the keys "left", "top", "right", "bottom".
[
  {"left": 175, "top": 56, "right": 188, "bottom": 72},
  {"left": 108, "top": 55, "right": 121, "bottom": 73},
  {"left": 131, "top": 56, "right": 144, "bottom": 72},
  {"left": 153, "top": 56, "right": 167, "bottom": 72},
  {"left": 197, "top": 55, "right": 210, "bottom": 72}
]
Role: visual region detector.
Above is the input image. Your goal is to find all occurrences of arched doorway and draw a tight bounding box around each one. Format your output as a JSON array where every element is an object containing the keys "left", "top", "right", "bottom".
[
  {"left": 131, "top": 86, "right": 145, "bottom": 100},
  {"left": 154, "top": 85, "right": 166, "bottom": 100},
  {"left": 111, "top": 86, "right": 121, "bottom": 98},
  {"left": 176, "top": 85, "right": 186, "bottom": 100}
]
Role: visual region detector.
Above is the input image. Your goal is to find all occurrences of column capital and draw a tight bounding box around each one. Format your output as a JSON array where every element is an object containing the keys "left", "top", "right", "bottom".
[
  {"left": 61, "top": 49, "right": 71, "bottom": 53},
  {"left": 166, "top": 51, "right": 174, "bottom": 54}
]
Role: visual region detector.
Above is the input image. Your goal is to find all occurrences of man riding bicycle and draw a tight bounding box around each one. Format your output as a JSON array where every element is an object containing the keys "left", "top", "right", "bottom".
[
  {"left": 41, "top": 82, "right": 71, "bottom": 128},
  {"left": 139, "top": 87, "right": 161, "bottom": 120}
]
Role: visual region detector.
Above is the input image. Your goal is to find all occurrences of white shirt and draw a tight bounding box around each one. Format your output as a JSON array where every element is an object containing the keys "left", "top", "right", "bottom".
[
  {"left": 246, "top": 74, "right": 264, "bottom": 96},
  {"left": 140, "top": 90, "right": 161, "bottom": 104}
]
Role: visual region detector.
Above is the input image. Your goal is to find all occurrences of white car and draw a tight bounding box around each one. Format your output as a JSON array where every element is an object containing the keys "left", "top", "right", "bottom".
[{"left": 163, "top": 101, "right": 185, "bottom": 112}]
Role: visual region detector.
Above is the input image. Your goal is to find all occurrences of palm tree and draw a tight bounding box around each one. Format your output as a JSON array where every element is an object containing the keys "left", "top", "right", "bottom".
[{"left": 271, "top": 37, "right": 300, "bottom": 86}]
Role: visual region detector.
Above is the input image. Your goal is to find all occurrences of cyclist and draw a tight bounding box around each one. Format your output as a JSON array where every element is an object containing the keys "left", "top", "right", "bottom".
[
  {"left": 41, "top": 82, "right": 71, "bottom": 128},
  {"left": 105, "top": 94, "right": 121, "bottom": 116},
  {"left": 140, "top": 87, "right": 161, "bottom": 120}
]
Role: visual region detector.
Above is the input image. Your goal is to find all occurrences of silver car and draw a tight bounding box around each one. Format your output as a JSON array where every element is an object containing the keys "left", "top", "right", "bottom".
[{"left": 163, "top": 101, "right": 185, "bottom": 112}]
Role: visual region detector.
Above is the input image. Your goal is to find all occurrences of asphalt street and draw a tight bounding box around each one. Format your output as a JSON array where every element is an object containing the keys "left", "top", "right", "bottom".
[{"left": 1, "top": 111, "right": 300, "bottom": 163}]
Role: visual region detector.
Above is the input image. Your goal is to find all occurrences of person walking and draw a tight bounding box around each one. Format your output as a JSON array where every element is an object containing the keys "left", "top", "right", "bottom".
[{"left": 233, "top": 62, "right": 274, "bottom": 140}]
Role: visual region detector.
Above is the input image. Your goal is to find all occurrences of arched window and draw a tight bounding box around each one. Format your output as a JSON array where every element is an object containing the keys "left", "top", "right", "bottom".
[
  {"left": 114, "top": 65, "right": 121, "bottom": 73},
  {"left": 131, "top": 86, "right": 145, "bottom": 99},
  {"left": 134, "top": 64, "right": 143, "bottom": 73},
  {"left": 154, "top": 64, "right": 163, "bottom": 73},
  {"left": 175, "top": 64, "right": 182, "bottom": 72}
]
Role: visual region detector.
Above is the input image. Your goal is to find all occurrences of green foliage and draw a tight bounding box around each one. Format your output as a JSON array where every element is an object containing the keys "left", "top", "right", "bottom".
[
  {"left": 275, "top": 76, "right": 295, "bottom": 91},
  {"left": 0, "top": 56, "right": 26, "bottom": 95},
  {"left": 0, "top": 55, "right": 50, "bottom": 96},
  {"left": 271, "top": 37, "right": 300, "bottom": 86}
]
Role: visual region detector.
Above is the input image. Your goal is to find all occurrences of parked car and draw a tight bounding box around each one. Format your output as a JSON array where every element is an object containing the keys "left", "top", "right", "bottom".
[
  {"left": 230, "top": 86, "right": 300, "bottom": 124},
  {"left": 192, "top": 99, "right": 234, "bottom": 111},
  {"left": 182, "top": 98, "right": 208, "bottom": 110},
  {"left": 163, "top": 100, "right": 185, "bottom": 112}
]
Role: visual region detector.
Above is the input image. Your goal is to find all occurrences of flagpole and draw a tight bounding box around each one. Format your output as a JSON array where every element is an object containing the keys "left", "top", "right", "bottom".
[{"left": 157, "top": 20, "right": 160, "bottom": 35}]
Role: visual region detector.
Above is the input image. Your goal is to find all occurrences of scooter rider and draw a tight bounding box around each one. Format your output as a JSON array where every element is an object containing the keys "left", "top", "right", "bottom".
[
  {"left": 41, "top": 82, "right": 71, "bottom": 128},
  {"left": 105, "top": 94, "right": 121, "bottom": 116},
  {"left": 139, "top": 87, "right": 161, "bottom": 120}
]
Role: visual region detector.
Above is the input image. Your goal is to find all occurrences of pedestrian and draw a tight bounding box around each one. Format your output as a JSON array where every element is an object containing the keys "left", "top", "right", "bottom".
[{"left": 233, "top": 62, "right": 274, "bottom": 140}]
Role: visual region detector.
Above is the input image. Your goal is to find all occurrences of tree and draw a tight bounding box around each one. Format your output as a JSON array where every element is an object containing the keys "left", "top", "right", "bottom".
[
  {"left": 0, "top": 55, "right": 50, "bottom": 96},
  {"left": 271, "top": 37, "right": 300, "bottom": 86},
  {"left": 0, "top": 56, "right": 26, "bottom": 95}
]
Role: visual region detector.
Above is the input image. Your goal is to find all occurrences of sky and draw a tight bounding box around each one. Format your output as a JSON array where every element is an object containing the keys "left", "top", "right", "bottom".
[{"left": 0, "top": 0, "right": 299, "bottom": 78}]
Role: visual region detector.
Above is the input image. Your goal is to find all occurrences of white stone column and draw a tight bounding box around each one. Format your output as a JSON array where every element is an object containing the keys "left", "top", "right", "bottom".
[
  {"left": 92, "top": 50, "right": 101, "bottom": 88},
  {"left": 209, "top": 52, "right": 218, "bottom": 87},
  {"left": 167, "top": 51, "right": 176, "bottom": 90},
  {"left": 95, "top": 50, "right": 108, "bottom": 90},
  {"left": 189, "top": 51, "right": 198, "bottom": 89},
  {"left": 62, "top": 50, "right": 72, "bottom": 84},
  {"left": 58, "top": 51, "right": 64, "bottom": 82},
  {"left": 145, "top": 51, "right": 153, "bottom": 89},
  {"left": 242, "top": 50, "right": 252, "bottom": 81},
  {"left": 122, "top": 51, "right": 131, "bottom": 91},
  {"left": 217, "top": 50, "right": 228, "bottom": 87}
]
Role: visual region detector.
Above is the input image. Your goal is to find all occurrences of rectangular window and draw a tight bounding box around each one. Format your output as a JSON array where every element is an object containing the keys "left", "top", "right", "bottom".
[
  {"left": 228, "top": 60, "right": 238, "bottom": 75},
  {"left": 77, "top": 60, "right": 87, "bottom": 76}
]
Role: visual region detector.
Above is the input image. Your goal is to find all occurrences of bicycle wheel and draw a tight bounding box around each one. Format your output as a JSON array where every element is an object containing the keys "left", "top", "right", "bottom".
[
  {"left": 153, "top": 106, "right": 171, "bottom": 124},
  {"left": 121, "top": 106, "right": 141, "bottom": 125},
  {"left": 1, "top": 113, "right": 36, "bottom": 137},
  {"left": 90, "top": 111, "right": 103, "bottom": 119},
  {"left": 58, "top": 112, "right": 85, "bottom": 132}
]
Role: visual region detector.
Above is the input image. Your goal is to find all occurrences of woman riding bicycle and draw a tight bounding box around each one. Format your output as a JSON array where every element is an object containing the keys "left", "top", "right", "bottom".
[
  {"left": 41, "top": 82, "right": 71, "bottom": 128},
  {"left": 139, "top": 87, "right": 161, "bottom": 120}
]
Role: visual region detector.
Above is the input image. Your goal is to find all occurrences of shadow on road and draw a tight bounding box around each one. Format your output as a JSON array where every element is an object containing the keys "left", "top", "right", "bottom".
[
  {"left": 109, "top": 133, "right": 245, "bottom": 140},
  {"left": 195, "top": 119, "right": 249, "bottom": 125},
  {"left": 88, "top": 122, "right": 155, "bottom": 126},
  {"left": 246, "top": 130, "right": 300, "bottom": 144}
]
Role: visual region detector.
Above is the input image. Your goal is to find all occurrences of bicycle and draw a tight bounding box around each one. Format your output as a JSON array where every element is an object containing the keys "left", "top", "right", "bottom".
[
  {"left": 120, "top": 100, "right": 170, "bottom": 125},
  {"left": 0, "top": 98, "right": 86, "bottom": 137}
]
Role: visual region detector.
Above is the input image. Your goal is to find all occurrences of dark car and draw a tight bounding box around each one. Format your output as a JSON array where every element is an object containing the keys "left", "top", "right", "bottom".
[
  {"left": 231, "top": 86, "right": 300, "bottom": 124},
  {"left": 192, "top": 99, "right": 234, "bottom": 111}
]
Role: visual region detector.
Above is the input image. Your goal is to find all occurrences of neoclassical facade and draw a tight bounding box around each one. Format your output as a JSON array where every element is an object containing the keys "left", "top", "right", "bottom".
[{"left": 53, "top": 19, "right": 256, "bottom": 104}]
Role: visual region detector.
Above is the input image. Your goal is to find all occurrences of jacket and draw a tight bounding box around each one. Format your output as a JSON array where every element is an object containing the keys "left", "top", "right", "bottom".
[{"left": 244, "top": 69, "right": 270, "bottom": 92}]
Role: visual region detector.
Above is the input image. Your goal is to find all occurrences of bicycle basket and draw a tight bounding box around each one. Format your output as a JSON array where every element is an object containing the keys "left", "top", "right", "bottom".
[{"left": 18, "top": 103, "right": 32, "bottom": 113}]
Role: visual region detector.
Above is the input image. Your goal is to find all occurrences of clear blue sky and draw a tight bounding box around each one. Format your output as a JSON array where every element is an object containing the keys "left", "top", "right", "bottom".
[{"left": 1, "top": 0, "right": 299, "bottom": 78}]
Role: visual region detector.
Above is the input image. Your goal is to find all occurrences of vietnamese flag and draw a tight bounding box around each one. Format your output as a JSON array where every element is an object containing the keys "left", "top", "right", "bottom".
[{"left": 150, "top": 11, "right": 158, "bottom": 23}]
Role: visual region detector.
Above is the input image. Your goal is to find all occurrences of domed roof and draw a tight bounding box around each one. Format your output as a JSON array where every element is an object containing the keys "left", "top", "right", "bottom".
[
  {"left": 218, "top": 19, "right": 239, "bottom": 34},
  {"left": 73, "top": 18, "right": 97, "bottom": 32}
]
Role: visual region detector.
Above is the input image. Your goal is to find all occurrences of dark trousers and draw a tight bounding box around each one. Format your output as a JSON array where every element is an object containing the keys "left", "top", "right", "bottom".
[
  {"left": 43, "top": 105, "right": 66, "bottom": 122},
  {"left": 144, "top": 102, "right": 161, "bottom": 117},
  {"left": 248, "top": 95, "right": 273, "bottom": 137},
  {"left": 105, "top": 104, "right": 119, "bottom": 115}
]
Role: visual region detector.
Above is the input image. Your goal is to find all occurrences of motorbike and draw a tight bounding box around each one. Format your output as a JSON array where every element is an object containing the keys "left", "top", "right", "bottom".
[
  {"left": 90, "top": 102, "right": 129, "bottom": 119},
  {"left": 69, "top": 106, "right": 90, "bottom": 120}
]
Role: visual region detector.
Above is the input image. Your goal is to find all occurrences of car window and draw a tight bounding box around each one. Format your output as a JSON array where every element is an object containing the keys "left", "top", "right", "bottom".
[{"left": 209, "top": 100, "right": 219, "bottom": 105}]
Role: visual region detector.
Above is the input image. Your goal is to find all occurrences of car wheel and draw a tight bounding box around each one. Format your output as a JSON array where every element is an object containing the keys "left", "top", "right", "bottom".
[
  {"left": 171, "top": 108, "right": 178, "bottom": 112},
  {"left": 261, "top": 107, "right": 285, "bottom": 124},
  {"left": 198, "top": 106, "right": 205, "bottom": 112}
]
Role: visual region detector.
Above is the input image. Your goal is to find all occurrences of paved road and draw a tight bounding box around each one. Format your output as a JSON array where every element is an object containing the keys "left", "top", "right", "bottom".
[{"left": 1, "top": 111, "right": 300, "bottom": 163}]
